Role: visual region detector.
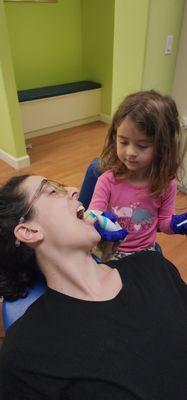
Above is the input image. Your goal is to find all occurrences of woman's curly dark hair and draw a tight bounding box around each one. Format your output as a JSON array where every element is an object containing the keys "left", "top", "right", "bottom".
[{"left": 0, "top": 175, "right": 41, "bottom": 301}]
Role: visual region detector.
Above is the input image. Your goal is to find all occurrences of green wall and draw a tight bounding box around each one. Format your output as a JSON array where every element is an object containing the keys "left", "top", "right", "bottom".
[
  {"left": 82, "top": 0, "right": 184, "bottom": 115},
  {"left": 5, "top": 0, "right": 83, "bottom": 90},
  {"left": 112, "top": 0, "right": 149, "bottom": 113},
  {"left": 1, "top": 0, "right": 185, "bottom": 163},
  {"left": 142, "top": 0, "right": 185, "bottom": 93},
  {"left": 4, "top": 0, "right": 185, "bottom": 114},
  {"left": 0, "top": 0, "right": 26, "bottom": 158},
  {"left": 82, "top": 0, "right": 115, "bottom": 115},
  {"left": 5, "top": 0, "right": 115, "bottom": 113}
]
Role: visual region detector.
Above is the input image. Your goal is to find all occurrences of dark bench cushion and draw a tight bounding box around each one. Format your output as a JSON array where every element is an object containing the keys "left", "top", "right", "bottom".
[{"left": 18, "top": 81, "right": 102, "bottom": 102}]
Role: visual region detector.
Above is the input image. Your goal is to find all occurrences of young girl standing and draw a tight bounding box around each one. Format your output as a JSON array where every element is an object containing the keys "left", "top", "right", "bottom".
[{"left": 89, "top": 90, "right": 186, "bottom": 259}]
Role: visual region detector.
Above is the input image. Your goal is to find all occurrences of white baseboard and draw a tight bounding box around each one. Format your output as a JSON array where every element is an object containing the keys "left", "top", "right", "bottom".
[
  {"left": 178, "top": 183, "right": 187, "bottom": 194},
  {"left": 177, "top": 164, "right": 187, "bottom": 193},
  {"left": 100, "top": 113, "right": 112, "bottom": 124},
  {"left": 0, "top": 148, "right": 30, "bottom": 169},
  {"left": 25, "top": 115, "right": 100, "bottom": 139}
]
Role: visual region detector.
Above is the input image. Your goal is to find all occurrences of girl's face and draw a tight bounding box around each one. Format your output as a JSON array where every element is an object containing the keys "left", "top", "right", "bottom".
[
  {"left": 116, "top": 117, "right": 154, "bottom": 179},
  {"left": 20, "top": 175, "right": 100, "bottom": 251}
]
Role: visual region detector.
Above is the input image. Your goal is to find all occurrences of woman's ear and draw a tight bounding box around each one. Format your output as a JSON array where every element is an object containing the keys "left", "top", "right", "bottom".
[{"left": 14, "top": 223, "right": 44, "bottom": 245}]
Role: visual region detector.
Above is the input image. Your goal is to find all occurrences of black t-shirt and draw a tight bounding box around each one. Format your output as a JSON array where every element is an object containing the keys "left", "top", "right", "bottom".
[{"left": 0, "top": 251, "right": 187, "bottom": 400}]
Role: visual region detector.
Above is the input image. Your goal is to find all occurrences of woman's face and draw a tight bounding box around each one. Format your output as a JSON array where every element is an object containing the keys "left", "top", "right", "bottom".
[{"left": 21, "top": 175, "right": 100, "bottom": 251}]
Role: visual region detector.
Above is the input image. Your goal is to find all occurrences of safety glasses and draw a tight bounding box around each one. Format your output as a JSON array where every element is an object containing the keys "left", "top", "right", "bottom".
[{"left": 15, "top": 179, "right": 67, "bottom": 247}]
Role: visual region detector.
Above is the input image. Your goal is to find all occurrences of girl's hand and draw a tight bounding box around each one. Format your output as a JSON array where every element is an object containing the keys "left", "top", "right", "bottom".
[
  {"left": 171, "top": 213, "right": 187, "bottom": 235},
  {"left": 94, "top": 212, "right": 128, "bottom": 242}
]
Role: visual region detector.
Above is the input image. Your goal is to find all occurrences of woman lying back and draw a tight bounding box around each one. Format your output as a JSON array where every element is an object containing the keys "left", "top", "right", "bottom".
[{"left": 0, "top": 174, "right": 187, "bottom": 400}]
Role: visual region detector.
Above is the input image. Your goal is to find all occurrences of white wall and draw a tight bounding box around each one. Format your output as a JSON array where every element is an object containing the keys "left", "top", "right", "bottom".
[{"left": 172, "top": 0, "right": 187, "bottom": 192}]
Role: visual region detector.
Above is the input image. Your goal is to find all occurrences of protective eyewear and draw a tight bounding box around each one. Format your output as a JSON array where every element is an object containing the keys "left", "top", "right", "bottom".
[{"left": 15, "top": 179, "right": 67, "bottom": 247}]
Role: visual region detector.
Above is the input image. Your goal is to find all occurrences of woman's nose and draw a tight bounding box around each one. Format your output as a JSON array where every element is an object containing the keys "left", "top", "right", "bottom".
[{"left": 67, "top": 187, "right": 79, "bottom": 199}]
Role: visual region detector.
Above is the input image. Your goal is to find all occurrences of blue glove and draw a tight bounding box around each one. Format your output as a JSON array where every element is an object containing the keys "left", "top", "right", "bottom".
[
  {"left": 101, "top": 211, "right": 117, "bottom": 223},
  {"left": 170, "top": 213, "right": 187, "bottom": 235},
  {"left": 94, "top": 212, "right": 128, "bottom": 242}
]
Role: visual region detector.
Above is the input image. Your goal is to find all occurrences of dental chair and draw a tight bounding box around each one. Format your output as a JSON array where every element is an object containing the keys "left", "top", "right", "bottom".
[
  {"left": 2, "top": 158, "right": 162, "bottom": 331},
  {"left": 2, "top": 280, "right": 46, "bottom": 331}
]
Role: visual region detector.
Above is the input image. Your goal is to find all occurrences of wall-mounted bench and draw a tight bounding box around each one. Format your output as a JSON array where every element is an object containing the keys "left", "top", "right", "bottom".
[{"left": 18, "top": 81, "right": 102, "bottom": 138}]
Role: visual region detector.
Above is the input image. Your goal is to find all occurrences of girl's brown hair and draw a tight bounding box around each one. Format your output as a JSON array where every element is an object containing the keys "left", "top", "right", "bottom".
[{"left": 100, "top": 90, "right": 182, "bottom": 195}]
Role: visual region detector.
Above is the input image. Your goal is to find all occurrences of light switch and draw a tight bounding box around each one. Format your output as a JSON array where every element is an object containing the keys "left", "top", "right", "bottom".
[{"left": 165, "top": 35, "right": 173, "bottom": 54}]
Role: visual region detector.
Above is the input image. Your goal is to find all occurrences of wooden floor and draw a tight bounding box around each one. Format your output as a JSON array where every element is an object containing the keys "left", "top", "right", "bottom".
[
  {"left": 0, "top": 121, "right": 186, "bottom": 343},
  {"left": 0, "top": 121, "right": 107, "bottom": 188}
]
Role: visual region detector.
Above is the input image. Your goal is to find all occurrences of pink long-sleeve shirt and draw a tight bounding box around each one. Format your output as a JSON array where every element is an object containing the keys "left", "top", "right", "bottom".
[{"left": 89, "top": 171, "right": 177, "bottom": 252}]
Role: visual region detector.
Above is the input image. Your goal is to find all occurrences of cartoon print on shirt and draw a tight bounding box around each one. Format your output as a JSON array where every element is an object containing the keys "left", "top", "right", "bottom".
[{"left": 112, "top": 202, "right": 155, "bottom": 232}]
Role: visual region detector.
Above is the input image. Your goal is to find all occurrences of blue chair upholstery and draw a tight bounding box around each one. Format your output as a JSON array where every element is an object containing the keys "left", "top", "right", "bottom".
[
  {"left": 79, "top": 158, "right": 101, "bottom": 209},
  {"left": 3, "top": 281, "right": 46, "bottom": 331}
]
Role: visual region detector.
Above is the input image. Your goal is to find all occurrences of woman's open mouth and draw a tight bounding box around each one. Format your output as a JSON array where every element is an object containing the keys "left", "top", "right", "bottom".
[{"left": 76, "top": 205, "right": 85, "bottom": 220}]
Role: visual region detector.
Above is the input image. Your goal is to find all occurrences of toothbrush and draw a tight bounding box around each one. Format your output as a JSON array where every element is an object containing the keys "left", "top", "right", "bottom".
[{"left": 84, "top": 210, "right": 122, "bottom": 231}]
